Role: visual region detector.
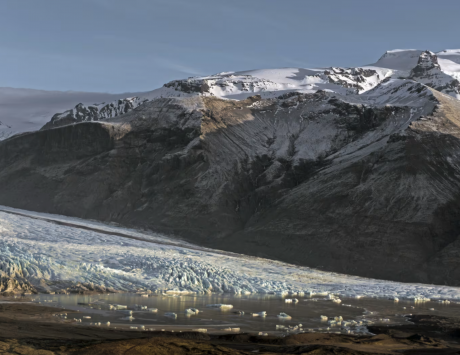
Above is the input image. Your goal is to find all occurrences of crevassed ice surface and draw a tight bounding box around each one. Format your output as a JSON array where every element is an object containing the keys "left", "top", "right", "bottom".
[{"left": 1, "top": 206, "right": 460, "bottom": 301}]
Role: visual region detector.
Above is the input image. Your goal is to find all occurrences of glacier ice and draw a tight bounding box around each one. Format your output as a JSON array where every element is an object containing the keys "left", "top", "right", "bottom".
[
  {"left": 0, "top": 206, "right": 460, "bottom": 301},
  {"left": 206, "top": 304, "right": 234, "bottom": 309},
  {"left": 277, "top": 312, "right": 292, "bottom": 319}
]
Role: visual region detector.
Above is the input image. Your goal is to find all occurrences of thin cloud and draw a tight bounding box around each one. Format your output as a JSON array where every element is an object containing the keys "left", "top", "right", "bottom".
[{"left": 152, "top": 56, "right": 205, "bottom": 76}]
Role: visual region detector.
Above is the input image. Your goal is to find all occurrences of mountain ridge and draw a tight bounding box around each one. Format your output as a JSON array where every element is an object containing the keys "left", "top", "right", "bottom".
[
  {"left": 2, "top": 48, "right": 460, "bottom": 139},
  {"left": 2, "top": 49, "right": 460, "bottom": 285}
]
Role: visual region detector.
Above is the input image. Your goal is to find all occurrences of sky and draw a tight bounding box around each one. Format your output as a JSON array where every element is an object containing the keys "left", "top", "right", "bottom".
[{"left": 1, "top": 0, "right": 459, "bottom": 93}]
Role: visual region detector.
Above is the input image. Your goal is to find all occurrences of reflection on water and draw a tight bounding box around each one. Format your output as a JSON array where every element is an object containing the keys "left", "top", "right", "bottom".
[{"left": 25, "top": 293, "right": 460, "bottom": 335}]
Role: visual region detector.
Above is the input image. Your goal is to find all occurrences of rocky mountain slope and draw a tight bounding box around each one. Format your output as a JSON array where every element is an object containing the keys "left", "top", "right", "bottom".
[
  {"left": 41, "top": 96, "right": 147, "bottom": 130},
  {"left": 1, "top": 49, "right": 460, "bottom": 286},
  {"left": 0, "top": 88, "right": 147, "bottom": 140}
]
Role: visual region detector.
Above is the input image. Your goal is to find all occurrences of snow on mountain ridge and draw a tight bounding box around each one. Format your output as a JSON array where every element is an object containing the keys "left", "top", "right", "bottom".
[
  {"left": 0, "top": 88, "right": 148, "bottom": 140},
  {"left": 437, "top": 49, "right": 460, "bottom": 64},
  {"left": 2, "top": 48, "right": 460, "bottom": 138},
  {"left": 371, "top": 49, "right": 423, "bottom": 71},
  {"left": 409, "top": 50, "right": 460, "bottom": 99},
  {"left": 41, "top": 96, "right": 147, "bottom": 130}
]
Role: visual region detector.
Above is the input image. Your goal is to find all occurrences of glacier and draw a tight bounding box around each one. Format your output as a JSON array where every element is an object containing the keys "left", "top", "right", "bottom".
[{"left": 0, "top": 205, "right": 460, "bottom": 301}]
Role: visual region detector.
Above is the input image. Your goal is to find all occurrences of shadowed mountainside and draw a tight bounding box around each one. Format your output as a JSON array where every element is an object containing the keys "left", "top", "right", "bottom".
[{"left": 1, "top": 82, "right": 460, "bottom": 285}]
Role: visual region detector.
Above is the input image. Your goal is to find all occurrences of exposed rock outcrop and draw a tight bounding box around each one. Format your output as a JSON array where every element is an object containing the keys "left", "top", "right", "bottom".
[
  {"left": 410, "top": 51, "right": 460, "bottom": 98},
  {"left": 41, "top": 97, "right": 146, "bottom": 130}
]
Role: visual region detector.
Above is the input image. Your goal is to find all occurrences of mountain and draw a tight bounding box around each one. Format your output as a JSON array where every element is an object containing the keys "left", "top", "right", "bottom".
[
  {"left": 0, "top": 88, "right": 148, "bottom": 139},
  {"left": 41, "top": 97, "right": 148, "bottom": 130},
  {"left": 5, "top": 48, "right": 457, "bottom": 135},
  {"left": 2, "top": 49, "right": 460, "bottom": 286}
]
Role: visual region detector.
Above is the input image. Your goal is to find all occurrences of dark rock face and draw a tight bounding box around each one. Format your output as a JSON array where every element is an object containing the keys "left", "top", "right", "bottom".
[
  {"left": 411, "top": 50, "right": 441, "bottom": 76},
  {"left": 164, "top": 79, "right": 212, "bottom": 94},
  {"left": 2, "top": 88, "right": 460, "bottom": 286},
  {"left": 410, "top": 51, "right": 460, "bottom": 98},
  {"left": 324, "top": 67, "right": 379, "bottom": 92},
  {"left": 41, "top": 97, "right": 145, "bottom": 130}
]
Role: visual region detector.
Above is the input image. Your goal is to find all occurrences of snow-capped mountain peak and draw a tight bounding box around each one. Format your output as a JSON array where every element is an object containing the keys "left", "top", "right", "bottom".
[
  {"left": 2, "top": 47, "right": 460, "bottom": 137},
  {"left": 41, "top": 96, "right": 146, "bottom": 130},
  {"left": 412, "top": 50, "right": 440, "bottom": 73}
]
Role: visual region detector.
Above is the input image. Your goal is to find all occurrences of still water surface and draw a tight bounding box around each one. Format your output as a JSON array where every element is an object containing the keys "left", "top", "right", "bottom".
[{"left": 28, "top": 293, "right": 460, "bottom": 335}]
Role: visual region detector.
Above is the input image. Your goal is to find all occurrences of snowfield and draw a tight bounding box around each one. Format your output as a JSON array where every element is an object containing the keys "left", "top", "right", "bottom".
[{"left": 0, "top": 206, "right": 460, "bottom": 301}]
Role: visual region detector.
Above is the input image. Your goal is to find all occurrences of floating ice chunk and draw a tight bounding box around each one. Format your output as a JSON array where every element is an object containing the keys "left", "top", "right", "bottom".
[
  {"left": 164, "top": 312, "right": 177, "bottom": 318},
  {"left": 83, "top": 316, "right": 91, "bottom": 319},
  {"left": 276, "top": 325, "right": 286, "bottom": 330},
  {"left": 130, "top": 326, "right": 138, "bottom": 330},
  {"left": 140, "top": 325, "right": 145, "bottom": 330},
  {"left": 320, "top": 315, "right": 328, "bottom": 321},
  {"left": 429, "top": 308, "right": 435, "bottom": 311},
  {"left": 147, "top": 308, "right": 158, "bottom": 312},
  {"left": 192, "top": 328, "right": 207, "bottom": 333},
  {"left": 277, "top": 312, "right": 291, "bottom": 319},
  {"left": 232, "top": 311, "right": 244, "bottom": 315},
  {"left": 390, "top": 297, "right": 399, "bottom": 302},
  {"left": 206, "top": 304, "right": 233, "bottom": 309},
  {"left": 412, "top": 296, "right": 430, "bottom": 302},
  {"left": 231, "top": 328, "right": 240, "bottom": 332},
  {"left": 106, "top": 322, "right": 110, "bottom": 326},
  {"left": 251, "top": 311, "right": 267, "bottom": 317},
  {"left": 113, "top": 304, "right": 128, "bottom": 310},
  {"left": 133, "top": 304, "right": 148, "bottom": 310},
  {"left": 185, "top": 308, "right": 199, "bottom": 315},
  {"left": 285, "top": 298, "right": 299, "bottom": 303},
  {"left": 141, "top": 294, "right": 149, "bottom": 297},
  {"left": 258, "top": 332, "right": 268, "bottom": 336},
  {"left": 327, "top": 294, "right": 342, "bottom": 303}
]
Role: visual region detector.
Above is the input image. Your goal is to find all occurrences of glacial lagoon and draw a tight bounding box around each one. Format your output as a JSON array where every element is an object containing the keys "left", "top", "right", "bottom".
[{"left": 17, "top": 292, "right": 460, "bottom": 335}]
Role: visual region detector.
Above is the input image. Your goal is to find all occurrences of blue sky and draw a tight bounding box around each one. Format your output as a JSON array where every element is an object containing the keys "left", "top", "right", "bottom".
[{"left": 1, "top": 0, "right": 459, "bottom": 93}]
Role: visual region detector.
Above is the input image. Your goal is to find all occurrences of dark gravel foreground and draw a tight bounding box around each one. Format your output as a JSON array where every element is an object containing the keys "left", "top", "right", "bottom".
[{"left": 1, "top": 302, "right": 460, "bottom": 354}]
